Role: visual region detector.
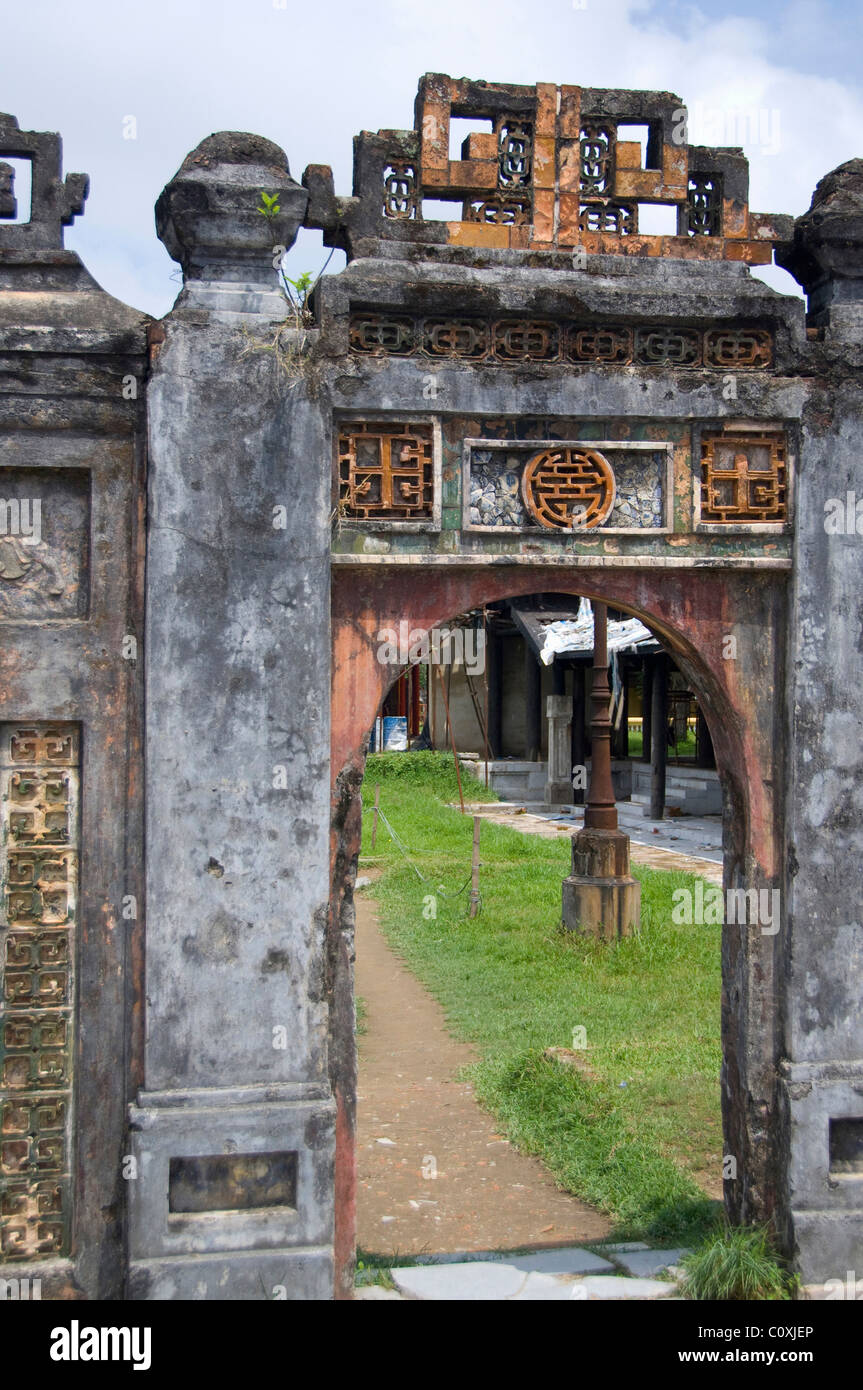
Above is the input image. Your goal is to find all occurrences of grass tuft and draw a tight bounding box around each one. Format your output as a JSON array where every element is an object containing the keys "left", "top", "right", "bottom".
[{"left": 679, "top": 1222, "right": 799, "bottom": 1300}]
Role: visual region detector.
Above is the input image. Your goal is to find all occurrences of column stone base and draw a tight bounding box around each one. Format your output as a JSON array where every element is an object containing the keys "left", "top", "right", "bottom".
[{"left": 561, "top": 827, "right": 641, "bottom": 939}]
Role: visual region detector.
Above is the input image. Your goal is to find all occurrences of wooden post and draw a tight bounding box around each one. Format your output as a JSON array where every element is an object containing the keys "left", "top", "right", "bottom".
[
  {"left": 371, "top": 782, "right": 380, "bottom": 849},
  {"left": 469, "top": 815, "right": 481, "bottom": 918},
  {"left": 649, "top": 657, "right": 668, "bottom": 820},
  {"left": 410, "top": 663, "right": 421, "bottom": 739},
  {"left": 438, "top": 665, "right": 465, "bottom": 813}
]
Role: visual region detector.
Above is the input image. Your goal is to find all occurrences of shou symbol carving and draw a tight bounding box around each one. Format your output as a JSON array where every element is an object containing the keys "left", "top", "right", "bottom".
[
  {"left": 521, "top": 448, "right": 616, "bottom": 530},
  {"left": 338, "top": 422, "right": 433, "bottom": 521},
  {"left": 700, "top": 434, "right": 787, "bottom": 523},
  {"left": 349, "top": 313, "right": 773, "bottom": 370},
  {"left": 0, "top": 723, "right": 78, "bottom": 1261}
]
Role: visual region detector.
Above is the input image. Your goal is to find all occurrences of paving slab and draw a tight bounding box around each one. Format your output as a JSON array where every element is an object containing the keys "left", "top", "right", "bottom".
[
  {"left": 392, "top": 1261, "right": 526, "bottom": 1301},
  {"left": 577, "top": 1275, "right": 679, "bottom": 1300},
  {"left": 613, "top": 1247, "right": 690, "bottom": 1278},
  {"left": 353, "top": 1285, "right": 405, "bottom": 1300},
  {"left": 509, "top": 1247, "right": 614, "bottom": 1275},
  {"left": 511, "top": 1271, "right": 576, "bottom": 1300}
]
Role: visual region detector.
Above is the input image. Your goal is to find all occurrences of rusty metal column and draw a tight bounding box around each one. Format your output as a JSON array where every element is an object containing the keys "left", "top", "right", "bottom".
[
  {"left": 585, "top": 602, "right": 617, "bottom": 831},
  {"left": 562, "top": 601, "right": 640, "bottom": 939}
]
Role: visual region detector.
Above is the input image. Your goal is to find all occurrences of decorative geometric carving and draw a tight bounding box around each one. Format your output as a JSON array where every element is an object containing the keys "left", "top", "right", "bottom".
[
  {"left": 348, "top": 313, "right": 773, "bottom": 371},
  {"left": 567, "top": 325, "right": 633, "bottom": 364},
  {"left": 700, "top": 434, "right": 787, "bottom": 523},
  {"left": 685, "top": 175, "right": 722, "bottom": 236},
  {"left": 703, "top": 328, "right": 772, "bottom": 369},
  {"left": 338, "top": 422, "right": 434, "bottom": 521},
  {"left": 493, "top": 320, "right": 560, "bottom": 362},
  {"left": 521, "top": 447, "right": 616, "bottom": 529},
  {"left": 497, "top": 120, "right": 533, "bottom": 188},
  {"left": 382, "top": 162, "right": 417, "bottom": 219},
  {"left": 580, "top": 123, "right": 616, "bottom": 196},
  {"left": 579, "top": 202, "right": 637, "bottom": 235},
  {"left": 422, "top": 319, "right": 490, "bottom": 359},
  {"left": 634, "top": 327, "right": 701, "bottom": 367},
  {"left": 349, "top": 313, "right": 415, "bottom": 356},
  {"left": 464, "top": 195, "right": 531, "bottom": 225},
  {"left": 0, "top": 723, "right": 78, "bottom": 1261}
]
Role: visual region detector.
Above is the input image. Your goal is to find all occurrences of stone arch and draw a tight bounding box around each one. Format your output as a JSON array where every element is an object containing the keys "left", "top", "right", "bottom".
[{"left": 329, "top": 560, "right": 787, "bottom": 1294}]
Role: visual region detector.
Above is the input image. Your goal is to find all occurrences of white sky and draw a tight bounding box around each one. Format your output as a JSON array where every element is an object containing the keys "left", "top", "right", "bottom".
[{"left": 2, "top": 0, "right": 861, "bottom": 315}]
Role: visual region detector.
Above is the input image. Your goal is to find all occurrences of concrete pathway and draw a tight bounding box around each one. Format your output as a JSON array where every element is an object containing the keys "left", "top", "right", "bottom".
[
  {"left": 354, "top": 1243, "right": 690, "bottom": 1300},
  {"left": 462, "top": 801, "right": 723, "bottom": 885},
  {"left": 355, "top": 889, "right": 611, "bottom": 1257}
]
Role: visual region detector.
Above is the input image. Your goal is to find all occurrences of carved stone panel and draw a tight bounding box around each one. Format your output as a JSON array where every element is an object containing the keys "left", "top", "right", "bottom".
[
  {"left": 0, "top": 469, "right": 90, "bottom": 620},
  {"left": 465, "top": 438, "right": 669, "bottom": 532},
  {"left": 0, "top": 723, "right": 79, "bottom": 1262}
]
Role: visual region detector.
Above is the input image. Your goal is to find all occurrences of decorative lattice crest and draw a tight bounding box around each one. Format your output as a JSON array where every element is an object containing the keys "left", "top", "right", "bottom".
[
  {"left": 348, "top": 313, "right": 773, "bottom": 371},
  {"left": 700, "top": 434, "right": 786, "bottom": 523},
  {"left": 521, "top": 447, "right": 616, "bottom": 529},
  {"left": 338, "top": 422, "right": 433, "bottom": 521}
]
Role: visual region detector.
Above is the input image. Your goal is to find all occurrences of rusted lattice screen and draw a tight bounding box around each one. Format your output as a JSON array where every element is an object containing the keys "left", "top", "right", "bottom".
[{"left": 338, "top": 422, "right": 434, "bottom": 521}]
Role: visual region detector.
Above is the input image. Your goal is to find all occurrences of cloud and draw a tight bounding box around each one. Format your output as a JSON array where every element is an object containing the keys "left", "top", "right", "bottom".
[{"left": 0, "top": 0, "right": 857, "bottom": 313}]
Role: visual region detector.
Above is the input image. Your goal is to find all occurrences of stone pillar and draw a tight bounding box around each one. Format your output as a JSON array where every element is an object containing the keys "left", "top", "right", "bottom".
[
  {"left": 776, "top": 162, "right": 863, "bottom": 1283},
  {"left": 127, "top": 134, "right": 335, "bottom": 1300},
  {"left": 647, "top": 655, "right": 667, "bottom": 819},
  {"left": 545, "top": 693, "right": 573, "bottom": 804},
  {"left": 562, "top": 603, "right": 640, "bottom": 937}
]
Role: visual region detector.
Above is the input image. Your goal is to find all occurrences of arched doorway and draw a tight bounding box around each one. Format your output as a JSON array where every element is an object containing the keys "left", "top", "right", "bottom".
[{"left": 329, "top": 560, "right": 786, "bottom": 1295}]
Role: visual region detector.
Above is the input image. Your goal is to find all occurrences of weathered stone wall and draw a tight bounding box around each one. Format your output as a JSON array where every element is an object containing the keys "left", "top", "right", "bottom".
[
  {"left": 1, "top": 96, "right": 861, "bottom": 1301},
  {"left": 0, "top": 118, "right": 148, "bottom": 1296}
]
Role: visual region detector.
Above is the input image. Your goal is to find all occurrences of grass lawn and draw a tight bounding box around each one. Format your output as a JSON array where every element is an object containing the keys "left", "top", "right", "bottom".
[{"left": 359, "top": 751, "right": 723, "bottom": 1245}]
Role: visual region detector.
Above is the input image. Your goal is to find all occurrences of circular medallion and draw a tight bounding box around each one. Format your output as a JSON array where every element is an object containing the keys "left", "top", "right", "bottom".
[{"left": 521, "top": 447, "right": 615, "bottom": 529}]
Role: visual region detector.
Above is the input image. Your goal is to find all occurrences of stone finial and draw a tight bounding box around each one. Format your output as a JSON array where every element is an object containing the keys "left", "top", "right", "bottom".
[
  {"left": 775, "top": 159, "right": 863, "bottom": 330},
  {"left": 0, "top": 113, "right": 89, "bottom": 249},
  {"left": 155, "top": 131, "right": 308, "bottom": 285}
]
